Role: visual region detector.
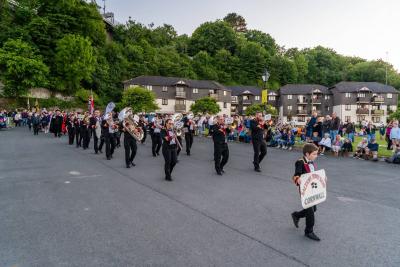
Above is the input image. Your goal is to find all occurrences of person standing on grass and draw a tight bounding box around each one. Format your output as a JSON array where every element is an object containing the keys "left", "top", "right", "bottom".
[{"left": 390, "top": 120, "right": 400, "bottom": 152}]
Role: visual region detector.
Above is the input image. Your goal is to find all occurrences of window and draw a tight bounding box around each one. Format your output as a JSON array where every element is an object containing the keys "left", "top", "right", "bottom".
[
  {"left": 162, "top": 86, "right": 168, "bottom": 92},
  {"left": 162, "top": 99, "right": 168, "bottom": 105},
  {"left": 176, "top": 99, "right": 185, "bottom": 105},
  {"left": 387, "top": 93, "right": 393, "bottom": 99},
  {"left": 193, "top": 88, "right": 198, "bottom": 94},
  {"left": 287, "top": 105, "right": 292, "bottom": 111},
  {"left": 345, "top": 93, "right": 351, "bottom": 98},
  {"left": 297, "top": 116, "right": 305, "bottom": 122},
  {"left": 298, "top": 106, "right": 303, "bottom": 111},
  {"left": 357, "top": 116, "right": 366, "bottom": 122},
  {"left": 209, "top": 89, "right": 216, "bottom": 94},
  {"left": 269, "top": 96, "right": 276, "bottom": 101},
  {"left": 243, "top": 106, "right": 247, "bottom": 111},
  {"left": 345, "top": 104, "right": 351, "bottom": 111},
  {"left": 345, "top": 116, "right": 351, "bottom": 122},
  {"left": 324, "top": 95, "right": 330, "bottom": 100},
  {"left": 223, "top": 90, "right": 227, "bottom": 96},
  {"left": 255, "top": 96, "right": 260, "bottom": 101},
  {"left": 243, "top": 95, "right": 249, "bottom": 100},
  {"left": 372, "top": 117, "right": 381, "bottom": 123},
  {"left": 223, "top": 102, "right": 227, "bottom": 108},
  {"left": 145, "top": 85, "right": 152, "bottom": 91},
  {"left": 391, "top": 105, "right": 397, "bottom": 111},
  {"left": 287, "top": 95, "right": 292, "bottom": 100},
  {"left": 357, "top": 93, "right": 365, "bottom": 98}
]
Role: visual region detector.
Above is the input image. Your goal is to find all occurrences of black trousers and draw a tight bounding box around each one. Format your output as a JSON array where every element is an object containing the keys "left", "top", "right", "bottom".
[
  {"left": 68, "top": 128, "right": 75, "bottom": 145},
  {"left": 33, "top": 125, "right": 40, "bottom": 135},
  {"left": 177, "top": 136, "right": 182, "bottom": 156},
  {"left": 81, "top": 129, "right": 90, "bottom": 149},
  {"left": 54, "top": 127, "right": 61, "bottom": 137},
  {"left": 214, "top": 143, "right": 229, "bottom": 173},
  {"left": 185, "top": 133, "right": 193, "bottom": 155},
  {"left": 93, "top": 131, "right": 99, "bottom": 153},
  {"left": 152, "top": 133, "right": 162, "bottom": 156},
  {"left": 75, "top": 130, "right": 81, "bottom": 147},
  {"left": 105, "top": 134, "right": 116, "bottom": 159},
  {"left": 98, "top": 135, "right": 104, "bottom": 152},
  {"left": 253, "top": 140, "right": 267, "bottom": 169},
  {"left": 141, "top": 126, "right": 147, "bottom": 144},
  {"left": 162, "top": 145, "right": 177, "bottom": 179},
  {"left": 294, "top": 206, "right": 317, "bottom": 234},
  {"left": 124, "top": 135, "right": 137, "bottom": 166}
]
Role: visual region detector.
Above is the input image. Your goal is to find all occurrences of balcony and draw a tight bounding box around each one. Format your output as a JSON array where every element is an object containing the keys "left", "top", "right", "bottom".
[
  {"left": 231, "top": 97, "right": 238, "bottom": 104},
  {"left": 297, "top": 109, "right": 308, "bottom": 115},
  {"left": 356, "top": 97, "right": 370, "bottom": 103},
  {"left": 174, "top": 104, "right": 186, "bottom": 112},
  {"left": 356, "top": 108, "right": 369, "bottom": 115},
  {"left": 297, "top": 99, "right": 308, "bottom": 104},
  {"left": 242, "top": 99, "right": 252, "bottom": 105},
  {"left": 372, "top": 96, "right": 384, "bottom": 103},
  {"left": 311, "top": 98, "right": 322, "bottom": 104},
  {"left": 209, "top": 93, "right": 219, "bottom": 101},
  {"left": 175, "top": 91, "right": 186, "bottom": 98},
  {"left": 371, "top": 109, "right": 384, "bottom": 116}
]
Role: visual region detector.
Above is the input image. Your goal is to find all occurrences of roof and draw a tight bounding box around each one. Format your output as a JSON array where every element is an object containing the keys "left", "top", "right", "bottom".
[
  {"left": 331, "top": 81, "right": 398, "bottom": 93},
  {"left": 124, "top": 76, "right": 228, "bottom": 91},
  {"left": 279, "top": 84, "right": 330, "bottom": 95},
  {"left": 226, "top": 85, "right": 262, "bottom": 96}
]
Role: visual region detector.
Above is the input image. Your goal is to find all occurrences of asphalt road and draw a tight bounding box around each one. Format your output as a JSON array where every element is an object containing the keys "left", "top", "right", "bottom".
[{"left": 0, "top": 127, "right": 399, "bottom": 267}]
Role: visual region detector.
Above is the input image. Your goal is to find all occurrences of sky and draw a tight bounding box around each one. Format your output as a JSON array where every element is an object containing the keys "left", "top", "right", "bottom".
[{"left": 104, "top": 0, "right": 399, "bottom": 71}]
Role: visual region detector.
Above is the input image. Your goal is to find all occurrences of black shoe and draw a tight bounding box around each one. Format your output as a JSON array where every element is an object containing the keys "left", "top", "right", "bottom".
[
  {"left": 153, "top": 154, "right": 157, "bottom": 157},
  {"left": 99, "top": 150, "right": 103, "bottom": 154},
  {"left": 156, "top": 152, "right": 160, "bottom": 156},
  {"left": 216, "top": 171, "right": 222, "bottom": 176},
  {"left": 107, "top": 157, "right": 111, "bottom": 160},
  {"left": 187, "top": 152, "right": 190, "bottom": 156},
  {"left": 126, "top": 165, "right": 131, "bottom": 168},
  {"left": 291, "top": 212, "right": 299, "bottom": 228},
  {"left": 131, "top": 162, "right": 136, "bottom": 167},
  {"left": 165, "top": 177, "right": 173, "bottom": 181},
  {"left": 95, "top": 152, "right": 98, "bottom": 154},
  {"left": 221, "top": 169, "right": 225, "bottom": 174},
  {"left": 255, "top": 168, "right": 261, "bottom": 172},
  {"left": 305, "top": 232, "right": 320, "bottom": 241}
]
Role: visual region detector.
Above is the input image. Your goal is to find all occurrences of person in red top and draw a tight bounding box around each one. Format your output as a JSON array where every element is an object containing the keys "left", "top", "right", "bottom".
[{"left": 291, "top": 143, "right": 321, "bottom": 241}]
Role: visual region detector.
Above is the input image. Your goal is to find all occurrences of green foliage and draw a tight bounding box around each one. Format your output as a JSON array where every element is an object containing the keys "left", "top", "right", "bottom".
[
  {"left": 75, "top": 88, "right": 99, "bottom": 103},
  {"left": 389, "top": 109, "right": 400, "bottom": 121},
  {"left": 54, "top": 34, "right": 96, "bottom": 93},
  {"left": 190, "top": 97, "right": 221, "bottom": 115},
  {"left": 223, "top": 13, "right": 247, "bottom": 33},
  {"left": 0, "top": 39, "right": 49, "bottom": 97},
  {"left": 245, "top": 103, "right": 277, "bottom": 116},
  {"left": 121, "top": 87, "right": 159, "bottom": 113}
]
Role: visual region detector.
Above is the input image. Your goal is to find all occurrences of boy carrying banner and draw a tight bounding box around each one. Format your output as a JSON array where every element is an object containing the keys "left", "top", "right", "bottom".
[{"left": 291, "top": 143, "right": 321, "bottom": 241}]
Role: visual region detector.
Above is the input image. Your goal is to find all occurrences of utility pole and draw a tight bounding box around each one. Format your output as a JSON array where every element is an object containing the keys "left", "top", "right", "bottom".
[{"left": 102, "top": 0, "right": 106, "bottom": 14}]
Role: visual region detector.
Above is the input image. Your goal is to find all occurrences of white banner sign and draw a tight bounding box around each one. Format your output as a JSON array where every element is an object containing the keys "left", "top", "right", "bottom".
[{"left": 299, "top": 169, "right": 327, "bottom": 209}]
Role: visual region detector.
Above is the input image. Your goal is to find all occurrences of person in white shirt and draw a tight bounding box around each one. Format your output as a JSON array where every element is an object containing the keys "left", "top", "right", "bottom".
[{"left": 318, "top": 133, "right": 331, "bottom": 155}]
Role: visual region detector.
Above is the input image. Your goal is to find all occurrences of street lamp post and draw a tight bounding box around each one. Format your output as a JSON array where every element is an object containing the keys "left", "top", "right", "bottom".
[{"left": 261, "top": 69, "right": 270, "bottom": 114}]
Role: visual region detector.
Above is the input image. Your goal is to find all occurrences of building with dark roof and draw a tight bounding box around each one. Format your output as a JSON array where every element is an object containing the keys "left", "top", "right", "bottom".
[
  {"left": 123, "top": 76, "right": 231, "bottom": 115},
  {"left": 269, "top": 81, "right": 398, "bottom": 125},
  {"left": 226, "top": 85, "right": 262, "bottom": 115}
]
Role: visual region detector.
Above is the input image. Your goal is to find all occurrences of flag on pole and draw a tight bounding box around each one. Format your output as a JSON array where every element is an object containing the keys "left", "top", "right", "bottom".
[{"left": 88, "top": 94, "right": 94, "bottom": 115}]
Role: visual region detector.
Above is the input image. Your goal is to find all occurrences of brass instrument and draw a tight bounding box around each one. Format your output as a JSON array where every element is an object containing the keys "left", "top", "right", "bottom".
[
  {"left": 172, "top": 113, "right": 183, "bottom": 136},
  {"left": 119, "top": 107, "right": 144, "bottom": 142}
]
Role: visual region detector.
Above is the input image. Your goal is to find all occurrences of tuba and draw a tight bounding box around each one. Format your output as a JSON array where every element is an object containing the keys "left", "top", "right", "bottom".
[
  {"left": 172, "top": 113, "right": 184, "bottom": 136},
  {"left": 119, "top": 107, "right": 144, "bottom": 142}
]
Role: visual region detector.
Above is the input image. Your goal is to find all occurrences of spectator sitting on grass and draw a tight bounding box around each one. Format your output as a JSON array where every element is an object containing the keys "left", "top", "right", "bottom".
[
  {"left": 365, "top": 138, "right": 379, "bottom": 161},
  {"left": 286, "top": 130, "right": 295, "bottom": 150},
  {"left": 341, "top": 138, "right": 353, "bottom": 157},
  {"left": 278, "top": 129, "right": 289, "bottom": 149},
  {"left": 318, "top": 133, "right": 331, "bottom": 155},
  {"left": 385, "top": 144, "right": 400, "bottom": 164},
  {"left": 353, "top": 138, "right": 368, "bottom": 159},
  {"left": 331, "top": 134, "right": 343, "bottom": 157},
  {"left": 311, "top": 131, "right": 321, "bottom": 146}
]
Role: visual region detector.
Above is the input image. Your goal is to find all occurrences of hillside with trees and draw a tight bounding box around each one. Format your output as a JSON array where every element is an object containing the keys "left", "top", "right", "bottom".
[{"left": 0, "top": 1, "right": 399, "bottom": 107}]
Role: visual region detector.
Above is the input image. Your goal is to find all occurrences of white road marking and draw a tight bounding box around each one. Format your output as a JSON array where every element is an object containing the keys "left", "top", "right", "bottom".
[
  {"left": 337, "top": 196, "right": 357, "bottom": 202},
  {"left": 69, "top": 171, "right": 81, "bottom": 176},
  {"left": 64, "top": 181, "right": 71, "bottom": 184},
  {"left": 72, "top": 174, "right": 102, "bottom": 179}
]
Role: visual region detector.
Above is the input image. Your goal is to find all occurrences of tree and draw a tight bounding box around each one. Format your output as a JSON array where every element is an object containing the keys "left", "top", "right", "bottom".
[
  {"left": 389, "top": 109, "right": 400, "bottom": 121},
  {"left": 192, "top": 51, "right": 218, "bottom": 80},
  {"left": 121, "top": 87, "right": 159, "bottom": 113},
  {"left": 188, "top": 21, "right": 237, "bottom": 56},
  {"left": 55, "top": 34, "right": 96, "bottom": 93},
  {"left": 190, "top": 97, "right": 221, "bottom": 115},
  {"left": 245, "top": 103, "right": 277, "bottom": 116},
  {"left": 244, "top": 30, "right": 278, "bottom": 56},
  {"left": 223, "top": 13, "right": 247, "bottom": 32},
  {"left": 0, "top": 39, "right": 49, "bottom": 97}
]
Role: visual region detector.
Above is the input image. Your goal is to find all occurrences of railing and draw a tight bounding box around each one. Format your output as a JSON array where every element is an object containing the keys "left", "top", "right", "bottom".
[
  {"left": 297, "top": 99, "right": 308, "bottom": 104},
  {"left": 371, "top": 109, "right": 384, "bottom": 115},
  {"left": 372, "top": 96, "right": 384, "bottom": 103},
  {"left": 175, "top": 91, "right": 186, "bottom": 98},
  {"left": 311, "top": 98, "right": 322, "bottom": 104},
  {"left": 175, "top": 104, "right": 186, "bottom": 112},
  {"left": 356, "top": 97, "right": 370, "bottom": 103},
  {"left": 231, "top": 97, "right": 238, "bottom": 104},
  {"left": 356, "top": 108, "right": 369, "bottom": 114},
  {"left": 242, "top": 99, "right": 252, "bottom": 105},
  {"left": 297, "top": 110, "right": 308, "bottom": 115}
]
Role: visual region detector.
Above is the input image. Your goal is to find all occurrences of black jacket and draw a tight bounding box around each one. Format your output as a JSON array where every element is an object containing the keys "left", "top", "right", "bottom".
[
  {"left": 250, "top": 119, "right": 268, "bottom": 142},
  {"left": 210, "top": 124, "right": 230, "bottom": 145}
]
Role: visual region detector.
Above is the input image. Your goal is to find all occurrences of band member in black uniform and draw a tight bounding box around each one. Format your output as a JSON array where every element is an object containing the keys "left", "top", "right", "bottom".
[
  {"left": 291, "top": 143, "right": 321, "bottom": 241},
  {"left": 139, "top": 115, "right": 147, "bottom": 144},
  {"left": 183, "top": 116, "right": 195, "bottom": 155},
  {"left": 210, "top": 116, "right": 230, "bottom": 175},
  {"left": 81, "top": 113, "right": 91, "bottom": 150},
  {"left": 102, "top": 113, "right": 116, "bottom": 160},
  {"left": 74, "top": 113, "right": 81, "bottom": 147},
  {"left": 90, "top": 110, "right": 102, "bottom": 154},
  {"left": 113, "top": 112, "right": 121, "bottom": 148},
  {"left": 150, "top": 115, "right": 163, "bottom": 157},
  {"left": 51, "top": 109, "right": 63, "bottom": 138},
  {"left": 250, "top": 112, "right": 269, "bottom": 172},
  {"left": 176, "top": 133, "right": 183, "bottom": 160},
  {"left": 66, "top": 113, "right": 76, "bottom": 145},
  {"left": 161, "top": 119, "right": 179, "bottom": 181},
  {"left": 121, "top": 120, "right": 138, "bottom": 168}
]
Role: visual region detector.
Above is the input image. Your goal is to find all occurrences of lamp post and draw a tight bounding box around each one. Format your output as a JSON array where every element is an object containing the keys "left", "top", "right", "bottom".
[{"left": 261, "top": 69, "right": 270, "bottom": 114}]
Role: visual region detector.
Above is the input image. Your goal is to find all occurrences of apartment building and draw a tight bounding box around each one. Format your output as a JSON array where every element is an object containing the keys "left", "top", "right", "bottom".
[{"left": 227, "top": 85, "right": 262, "bottom": 115}]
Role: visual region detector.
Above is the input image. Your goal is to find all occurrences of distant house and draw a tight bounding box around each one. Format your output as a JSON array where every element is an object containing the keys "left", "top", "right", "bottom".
[
  {"left": 123, "top": 76, "right": 232, "bottom": 115},
  {"left": 226, "top": 85, "right": 262, "bottom": 115}
]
